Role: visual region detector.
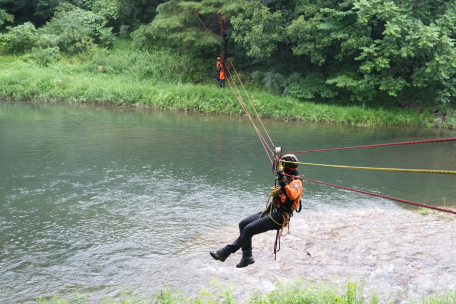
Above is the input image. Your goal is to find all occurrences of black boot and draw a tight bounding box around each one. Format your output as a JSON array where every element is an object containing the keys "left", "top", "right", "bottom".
[
  {"left": 210, "top": 249, "right": 229, "bottom": 262},
  {"left": 236, "top": 256, "right": 255, "bottom": 268}
]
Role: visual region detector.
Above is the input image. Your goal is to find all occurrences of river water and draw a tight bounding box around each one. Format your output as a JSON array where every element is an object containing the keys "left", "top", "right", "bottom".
[{"left": 1, "top": 102, "right": 455, "bottom": 303}]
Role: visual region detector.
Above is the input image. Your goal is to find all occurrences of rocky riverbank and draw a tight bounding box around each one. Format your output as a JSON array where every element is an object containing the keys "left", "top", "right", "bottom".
[{"left": 201, "top": 208, "right": 456, "bottom": 303}]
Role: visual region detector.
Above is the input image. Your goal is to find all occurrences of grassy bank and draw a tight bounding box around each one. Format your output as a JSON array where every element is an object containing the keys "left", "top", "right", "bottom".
[
  {"left": 37, "top": 277, "right": 456, "bottom": 304},
  {"left": 1, "top": 46, "right": 456, "bottom": 128}
]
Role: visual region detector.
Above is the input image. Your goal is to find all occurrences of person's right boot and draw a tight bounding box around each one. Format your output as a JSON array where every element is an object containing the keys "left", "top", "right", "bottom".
[
  {"left": 236, "top": 256, "right": 255, "bottom": 268},
  {"left": 210, "top": 249, "right": 229, "bottom": 262}
]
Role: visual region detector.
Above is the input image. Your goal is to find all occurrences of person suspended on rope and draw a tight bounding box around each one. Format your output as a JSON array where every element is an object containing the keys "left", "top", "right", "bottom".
[
  {"left": 210, "top": 154, "right": 303, "bottom": 268},
  {"left": 216, "top": 57, "right": 225, "bottom": 88}
]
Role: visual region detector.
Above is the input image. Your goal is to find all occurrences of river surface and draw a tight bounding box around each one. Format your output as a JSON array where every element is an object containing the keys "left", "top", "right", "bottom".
[{"left": 1, "top": 102, "right": 455, "bottom": 303}]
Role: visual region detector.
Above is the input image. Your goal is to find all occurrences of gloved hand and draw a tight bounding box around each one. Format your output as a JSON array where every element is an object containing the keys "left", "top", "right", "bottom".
[
  {"left": 277, "top": 170, "right": 288, "bottom": 190},
  {"left": 277, "top": 170, "right": 285, "bottom": 180}
]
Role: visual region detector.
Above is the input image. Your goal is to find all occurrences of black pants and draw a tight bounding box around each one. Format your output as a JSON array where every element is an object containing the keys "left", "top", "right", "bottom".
[
  {"left": 219, "top": 79, "right": 225, "bottom": 88},
  {"left": 223, "top": 210, "right": 283, "bottom": 258}
]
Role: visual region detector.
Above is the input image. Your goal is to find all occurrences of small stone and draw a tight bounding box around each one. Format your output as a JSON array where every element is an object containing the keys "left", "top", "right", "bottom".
[
  {"left": 437, "top": 111, "right": 443, "bottom": 116},
  {"left": 415, "top": 109, "right": 422, "bottom": 114},
  {"left": 431, "top": 108, "right": 439, "bottom": 113},
  {"left": 424, "top": 117, "right": 428, "bottom": 122},
  {"left": 434, "top": 118, "right": 442, "bottom": 123}
]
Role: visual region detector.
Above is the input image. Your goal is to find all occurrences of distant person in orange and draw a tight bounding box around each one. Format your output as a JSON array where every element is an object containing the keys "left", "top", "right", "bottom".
[{"left": 217, "top": 57, "right": 225, "bottom": 88}]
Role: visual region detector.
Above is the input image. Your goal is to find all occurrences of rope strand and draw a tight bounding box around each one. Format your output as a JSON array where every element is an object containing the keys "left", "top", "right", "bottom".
[
  {"left": 225, "top": 68, "right": 273, "bottom": 158},
  {"left": 228, "top": 57, "right": 274, "bottom": 148},
  {"left": 281, "top": 137, "right": 456, "bottom": 154},
  {"left": 285, "top": 174, "right": 456, "bottom": 215},
  {"left": 281, "top": 161, "right": 456, "bottom": 175},
  {"left": 225, "top": 73, "right": 273, "bottom": 164}
]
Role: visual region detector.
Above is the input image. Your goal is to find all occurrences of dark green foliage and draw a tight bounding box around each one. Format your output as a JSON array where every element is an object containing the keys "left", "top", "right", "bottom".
[
  {"left": 230, "top": 0, "right": 456, "bottom": 104},
  {"left": 116, "top": 0, "right": 167, "bottom": 29},
  {"left": 132, "top": 0, "right": 245, "bottom": 57},
  {"left": 39, "top": 2, "right": 115, "bottom": 53},
  {"left": 0, "top": 8, "right": 13, "bottom": 26}
]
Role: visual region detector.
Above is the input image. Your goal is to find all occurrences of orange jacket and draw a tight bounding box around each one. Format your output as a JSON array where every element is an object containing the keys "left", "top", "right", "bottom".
[
  {"left": 219, "top": 68, "right": 225, "bottom": 80},
  {"left": 217, "top": 61, "right": 222, "bottom": 69},
  {"left": 276, "top": 177, "right": 302, "bottom": 212}
]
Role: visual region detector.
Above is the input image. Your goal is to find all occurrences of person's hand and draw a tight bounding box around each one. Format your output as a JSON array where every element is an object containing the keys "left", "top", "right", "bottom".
[
  {"left": 279, "top": 177, "right": 288, "bottom": 190},
  {"left": 277, "top": 170, "right": 285, "bottom": 180}
]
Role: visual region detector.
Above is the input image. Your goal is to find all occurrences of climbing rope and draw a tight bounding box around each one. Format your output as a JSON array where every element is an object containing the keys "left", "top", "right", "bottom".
[
  {"left": 224, "top": 64, "right": 272, "bottom": 155},
  {"left": 284, "top": 174, "right": 456, "bottom": 215},
  {"left": 280, "top": 161, "right": 456, "bottom": 175},
  {"left": 227, "top": 57, "right": 274, "bottom": 148},
  {"left": 280, "top": 137, "right": 456, "bottom": 154},
  {"left": 225, "top": 67, "right": 273, "bottom": 164}
]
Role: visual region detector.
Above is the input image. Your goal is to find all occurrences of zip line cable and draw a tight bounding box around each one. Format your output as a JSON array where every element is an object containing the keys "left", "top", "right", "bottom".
[
  {"left": 224, "top": 63, "right": 272, "bottom": 155},
  {"left": 224, "top": 65, "right": 273, "bottom": 157},
  {"left": 281, "top": 137, "right": 456, "bottom": 154},
  {"left": 225, "top": 70, "right": 273, "bottom": 164},
  {"left": 281, "top": 161, "right": 456, "bottom": 175},
  {"left": 226, "top": 76, "right": 272, "bottom": 162},
  {"left": 284, "top": 174, "right": 456, "bottom": 215},
  {"left": 227, "top": 57, "right": 275, "bottom": 148}
]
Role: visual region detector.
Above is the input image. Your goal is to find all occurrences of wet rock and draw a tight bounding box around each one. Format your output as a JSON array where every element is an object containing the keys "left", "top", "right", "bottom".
[
  {"left": 415, "top": 109, "right": 422, "bottom": 114},
  {"left": 434, "top": 118, "right": 443, "bottom": 123},
  {"left": 431, "top": 108, "right": 439, "bottom": 114}
]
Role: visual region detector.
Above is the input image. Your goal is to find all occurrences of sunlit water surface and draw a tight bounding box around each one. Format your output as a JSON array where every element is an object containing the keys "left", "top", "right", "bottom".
[{"left": 1, "top": 102, "right": 455, "bottom": 303}]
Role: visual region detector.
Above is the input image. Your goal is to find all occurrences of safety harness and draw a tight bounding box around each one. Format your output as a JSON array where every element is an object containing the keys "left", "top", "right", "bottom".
[{"left": 260, "top": 176, "right": 302, "bottom": 260}]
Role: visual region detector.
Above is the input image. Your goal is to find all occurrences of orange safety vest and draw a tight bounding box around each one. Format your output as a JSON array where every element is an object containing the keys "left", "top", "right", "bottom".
[
  {"left": 219, "top": 68, "right": 226, "bottom": 80},
  {"left": 276, "top": 176, "right": 302, "bottom": 212}
]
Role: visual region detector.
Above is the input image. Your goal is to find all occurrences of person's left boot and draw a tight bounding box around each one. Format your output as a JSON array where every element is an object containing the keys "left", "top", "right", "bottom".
[
  {"left": 236, "top": 256, "right": 255, "bottom": 268},
  {"left": 210, "top": 249, "right": 229, "bottom": 262}
]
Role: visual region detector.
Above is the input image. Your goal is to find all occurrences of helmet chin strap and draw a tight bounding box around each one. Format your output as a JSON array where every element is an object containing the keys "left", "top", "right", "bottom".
[{"left": 284, "top": 167, "right": 299, "bottom": 176}]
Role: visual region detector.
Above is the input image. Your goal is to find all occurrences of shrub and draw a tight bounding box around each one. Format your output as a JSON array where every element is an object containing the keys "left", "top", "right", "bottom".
[
  {"left": 39, "top": 2, "right": 115, "bottom": 53},
  {"left": 0, "top": 22, "right": 38, "bottom": 53},
  {"left": 31, "top": 47, "right": 60, "bottom": 66},
  {"left": 288, "top": 72, "right": 338, "bottom": 99}
]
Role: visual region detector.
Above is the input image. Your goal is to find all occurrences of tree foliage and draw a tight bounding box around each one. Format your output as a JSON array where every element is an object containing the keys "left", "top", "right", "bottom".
[
  {"left": 2, "top": 0, "right": 456, "bottom": 104},
  {"left": 132, "top": 0, "right": 245, "bottom": 55}
]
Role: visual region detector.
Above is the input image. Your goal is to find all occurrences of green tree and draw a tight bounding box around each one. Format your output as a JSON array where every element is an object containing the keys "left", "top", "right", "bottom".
[
  {"left": 132, "top": 0, "right": 245, "bottom": 56},
  {"left": 39, "top": 2, "right": 115, "bottom": 53}
]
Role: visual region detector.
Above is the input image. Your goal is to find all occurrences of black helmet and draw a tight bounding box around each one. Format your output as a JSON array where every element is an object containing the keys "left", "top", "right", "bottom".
[{"left": 281, "top": 154, "right": 299, "bottom": 169}]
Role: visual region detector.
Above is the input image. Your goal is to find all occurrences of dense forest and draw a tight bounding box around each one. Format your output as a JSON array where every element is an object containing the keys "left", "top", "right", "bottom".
[{"left": 2, "top": 0, "right": 456, "bottom": 107}]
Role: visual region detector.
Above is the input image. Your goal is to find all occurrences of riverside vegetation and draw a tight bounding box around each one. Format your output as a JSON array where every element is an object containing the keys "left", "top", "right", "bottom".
[
  {"left": 1, "top": 40, "right": 456, "bottom": 128},
  {"left": 1, "top": 0, "right": 456, "bottom": 127},
  {"left": 36, "top": 277, "right": 456, "bottom": 304}
]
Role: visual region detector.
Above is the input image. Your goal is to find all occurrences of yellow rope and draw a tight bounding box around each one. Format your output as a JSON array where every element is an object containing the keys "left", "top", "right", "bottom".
[
  {"left": 281, "top": 161, "right": 456, "bottom": 175},
  {"left": 260, "top": 188, "right": 282, "bottom": 226}
]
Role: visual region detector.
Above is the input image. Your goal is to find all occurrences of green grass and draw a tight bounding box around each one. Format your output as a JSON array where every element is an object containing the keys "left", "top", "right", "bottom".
[
  {"left": 36, "top": 277, "right": 456, "bottom": 304},
  {"left": 1, "top": 44, "right": 456, "bottom": 128}
]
